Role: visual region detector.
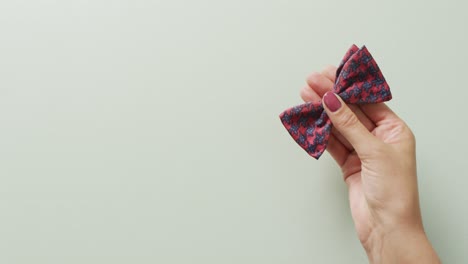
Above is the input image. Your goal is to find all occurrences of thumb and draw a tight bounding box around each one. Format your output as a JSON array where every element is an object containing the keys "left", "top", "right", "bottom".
[{"left": 322, "top": 92, "right": 379, "bottom": 156}]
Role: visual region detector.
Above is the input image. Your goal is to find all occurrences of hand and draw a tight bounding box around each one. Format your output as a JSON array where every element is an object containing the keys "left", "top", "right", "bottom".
[{"left": 301, "top": 66, "right": 440, "bottom": 263}]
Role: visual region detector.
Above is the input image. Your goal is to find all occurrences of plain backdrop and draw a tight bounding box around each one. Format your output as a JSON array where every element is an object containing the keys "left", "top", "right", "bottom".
[{"left": 0, "top": 0, "right": 467, "bottom": 263}]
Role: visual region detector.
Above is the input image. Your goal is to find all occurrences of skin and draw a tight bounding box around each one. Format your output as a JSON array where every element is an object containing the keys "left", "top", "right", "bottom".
[{"left": 301, "top": 66, "right": 441, "bottom": 263}]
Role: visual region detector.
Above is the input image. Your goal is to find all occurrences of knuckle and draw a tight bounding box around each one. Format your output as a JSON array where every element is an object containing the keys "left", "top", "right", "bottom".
[
  {"left": 299, "top": 87, "right": 308, "bottom": 100},
  {"left": 337, "top": 110, "right": 359, "bottom": 129},
  {"left": 306, "top": 72, "right": 320, "bottom": 85},
  {"left": 321, "top": 65, "right": 336, "bottom": 75},
  {"left": 391, "top": 120, "right": 416, "bottom": 145},
  {"left": 404, "top": 126, "right": 415, "bottom": 140},
  {"left": 403, "top": 123, "right": 415, "bottom": 140},
  {"left": 402, "top": 124, "right": 416, "bottom": 146}
]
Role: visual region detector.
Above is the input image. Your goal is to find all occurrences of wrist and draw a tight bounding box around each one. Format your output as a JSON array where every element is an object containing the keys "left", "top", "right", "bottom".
[{"left": 364, "top": 225, "right": 440, "bottom": 264}]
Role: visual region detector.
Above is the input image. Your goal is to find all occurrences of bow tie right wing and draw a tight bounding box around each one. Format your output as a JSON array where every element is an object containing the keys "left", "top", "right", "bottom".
[{"left": 334, "top": 46, "right": 392, "bottom": 104}]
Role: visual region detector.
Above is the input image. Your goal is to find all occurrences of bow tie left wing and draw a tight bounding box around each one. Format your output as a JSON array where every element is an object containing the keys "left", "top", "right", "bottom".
[{"left": 279, "top": 101, "right": 332, "bottom": 159}]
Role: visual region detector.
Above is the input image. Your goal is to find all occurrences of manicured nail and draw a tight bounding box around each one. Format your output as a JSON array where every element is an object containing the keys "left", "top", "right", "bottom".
[{"left": 323, "top": 92, "right": 342, "bottom": 112}]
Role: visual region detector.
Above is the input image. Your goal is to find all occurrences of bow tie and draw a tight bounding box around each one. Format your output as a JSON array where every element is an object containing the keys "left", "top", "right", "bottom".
[{"left": 279, "top": 44, "right": 392, "bottom": 159}]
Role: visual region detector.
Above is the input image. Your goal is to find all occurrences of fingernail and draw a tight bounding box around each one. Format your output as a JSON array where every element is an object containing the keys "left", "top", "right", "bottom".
[{"left": 323, "top": 92, "right": 342, "bottom": 112}]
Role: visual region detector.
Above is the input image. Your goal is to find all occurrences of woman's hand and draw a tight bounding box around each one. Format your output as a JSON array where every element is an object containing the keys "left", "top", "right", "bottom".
[{"left": 301, "top": 66, "right": 440, "bottom": 263}]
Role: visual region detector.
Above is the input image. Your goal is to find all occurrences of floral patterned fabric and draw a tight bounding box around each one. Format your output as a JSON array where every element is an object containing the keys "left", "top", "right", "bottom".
[{"left": 279, "top": 45, "right": 392, "bottom": 159}]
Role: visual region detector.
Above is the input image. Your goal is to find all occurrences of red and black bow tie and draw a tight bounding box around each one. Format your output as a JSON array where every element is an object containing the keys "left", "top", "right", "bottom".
[{"left": 279, "top": 44, "right": 392, "bottom": 159}]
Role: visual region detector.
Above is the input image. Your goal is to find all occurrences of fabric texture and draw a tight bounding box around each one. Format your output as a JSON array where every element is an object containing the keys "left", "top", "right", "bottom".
[{"left": 279, "top": 44, "right": 392, "bottom": 159}]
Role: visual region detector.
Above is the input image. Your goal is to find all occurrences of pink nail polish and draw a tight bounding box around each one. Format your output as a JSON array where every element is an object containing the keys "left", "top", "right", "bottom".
[{"left": 323, "top": 92, "right": 342, "bottom": 112}]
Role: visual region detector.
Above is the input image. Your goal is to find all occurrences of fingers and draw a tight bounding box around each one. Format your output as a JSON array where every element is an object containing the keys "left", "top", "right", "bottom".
[
  {"left": 306, "top": 72, "right": 334, "bottom": 97},
  {"left": 322, "top": 92, "right": 380, "bottom": 157},
  {"left": 300, "top": 86, "right": 321, "bottom": 102}
]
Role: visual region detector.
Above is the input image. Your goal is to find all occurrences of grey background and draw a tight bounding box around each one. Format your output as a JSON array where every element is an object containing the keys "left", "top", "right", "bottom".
[{"left": 0, "top": 0, "right": 466, "bottom": 263}]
